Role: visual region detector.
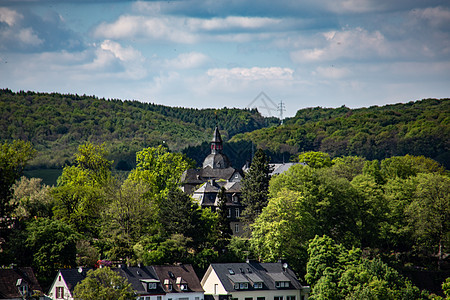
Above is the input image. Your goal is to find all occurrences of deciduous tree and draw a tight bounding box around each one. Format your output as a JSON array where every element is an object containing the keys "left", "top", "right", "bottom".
[{"left": 73, "top": 267, "right": 135, "bottom": 300}]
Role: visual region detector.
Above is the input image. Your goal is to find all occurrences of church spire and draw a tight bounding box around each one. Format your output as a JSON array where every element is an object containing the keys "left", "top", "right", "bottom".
[{"left": 211, "top": 126, "right": 223, "bottom": 154}]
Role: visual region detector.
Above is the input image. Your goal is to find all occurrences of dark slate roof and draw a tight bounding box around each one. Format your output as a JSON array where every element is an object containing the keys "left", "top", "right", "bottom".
[
  {"left": 0, "top": 267, "right": 42, "bottom": 299},
  {"left": 203, "top": 153, "right": 231, "bottom": 169},
  {"left": 208, "top": 262, "right": 304, "bottom": 292},
  {"left": 212, "top": 127, "right": 223, "bottom": 143},
  {"left": 114, "top": 265, "right": 164, "bottom": 296},
  {"left": 59, "top": 268, "right": 92, "bottom": 293},
  {"left": 152, "top": 264, "right": 204, "bottom": 293}
]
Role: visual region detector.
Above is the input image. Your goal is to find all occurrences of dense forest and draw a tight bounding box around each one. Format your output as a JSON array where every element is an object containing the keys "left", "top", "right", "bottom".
[
  {"left": 230, "top": 98, "right": 450, "bottom": 169},
  {"left": 0, "top": 89, "right": 277, "bottom": 171},
  {"left": 1, "top": 90, "right": 448, "bottom": 177}
]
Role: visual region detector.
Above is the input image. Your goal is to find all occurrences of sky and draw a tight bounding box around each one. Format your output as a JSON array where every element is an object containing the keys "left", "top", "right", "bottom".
[{"left": 0, "top": 0, "right": 449, "bottom": 118}]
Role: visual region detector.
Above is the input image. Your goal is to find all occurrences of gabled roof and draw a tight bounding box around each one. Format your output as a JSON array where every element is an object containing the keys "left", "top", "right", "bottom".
[
  {"left": 152, "top": 264, "right": 204, "bottom": 294},
  {"left": 58, "top": 268, "right": 91, "bottom": 294},
  {"left": 0, "top": 267, "right": 42, "bottom": 299},
  {"left": 114, "top": 265, "right": 164, "bottom": 296},
  {"left": 205, "top": 262, "right": 304, "bottom": 292}
]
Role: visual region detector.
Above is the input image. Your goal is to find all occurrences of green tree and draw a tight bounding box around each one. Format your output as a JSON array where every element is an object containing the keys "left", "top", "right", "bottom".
[
  {"left": 101, "top": 179, "right": 155, "bottom": 260},
  {"left": 217, "top": 187, "right": 232, "bottom": 248},
  {"left": 25, "top": 218, "right": 79, "bottom": 285},
  {"left": 241, "top": 149, "right": 272, "bottom": 224},
  {"left": 0, "top": 140, "right": 35, "bottom": 217},
  {"left": 73, "top": 267, "right": 135, "bottom": 300},
  {"left": 10, "top": 176, "right": 52, "bottom": 219},
  {"left": 297, "top": 151, "right": 332, "bottom": 169},
  {"left": 251, "top": 189, "right": 312, "bottom": 275},
  {"left": 58, "top": 143, "right": 112, "bottom": 187},
  {"left": 407, "top": 173, "right": 450, "bottom": 269},
  {"left": 128, "top": 145, "right": 193, "bottom": 199}
]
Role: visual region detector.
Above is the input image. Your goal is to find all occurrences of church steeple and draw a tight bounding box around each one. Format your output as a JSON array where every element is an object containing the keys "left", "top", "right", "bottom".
[
  {"left": 202, "top": 126, "right": 231, "bottom": 169},
  {"left": 211, "top": 126, "right": 223, "bottom": 154}
]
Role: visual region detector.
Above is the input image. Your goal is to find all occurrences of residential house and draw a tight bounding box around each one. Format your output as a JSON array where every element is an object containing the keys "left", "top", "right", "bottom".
[
  {"left": 201, "top": 262, "right": 309, "bottom": 300},
  {"left": 47, "top": 267, "right": 91, "bottom": 300},
  {"left": 0, "top": 267, "right": 43, "bottom": 300},
  {"left": 47, "top": 264, "right": 204, "bottom": 300}
]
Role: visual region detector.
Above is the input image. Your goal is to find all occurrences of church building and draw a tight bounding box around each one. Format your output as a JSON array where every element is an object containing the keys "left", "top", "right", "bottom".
[{"left": 181, "top": 127, "right": 246, "bottom": 236}]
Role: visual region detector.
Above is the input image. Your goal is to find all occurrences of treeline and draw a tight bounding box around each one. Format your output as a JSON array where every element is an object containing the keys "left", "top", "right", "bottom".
[
  {"left": 1, "top": 140, "right": 449, "bottom": 297},
  {"left": 230, "top": 98, "right": 450, "bottom": 168},
  {"left": 0, "top": 89, "right": 277, "bottom": 169}
]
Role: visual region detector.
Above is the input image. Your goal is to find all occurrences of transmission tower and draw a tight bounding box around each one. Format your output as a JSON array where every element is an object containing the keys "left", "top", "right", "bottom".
[{"left": 278, "top": 100, "right": 286, "bottom": 125}]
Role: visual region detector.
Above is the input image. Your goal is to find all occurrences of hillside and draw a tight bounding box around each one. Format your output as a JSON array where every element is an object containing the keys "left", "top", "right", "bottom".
[
  {"left": 0, "top": 89, "right": 278, "bottom": 170},
  {"left": 229, "top": 98, "right": 450, "bottom": 168}
]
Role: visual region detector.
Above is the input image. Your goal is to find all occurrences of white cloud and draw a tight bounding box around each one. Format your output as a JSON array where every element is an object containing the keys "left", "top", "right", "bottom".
[
  {"left": 207, "top": 67, "right": 294, "bottom": 81},
  {"left": 291, "top": 27, "right": 390, "bottom": 63},
  {"left": 17, "top": 27, "right": 43, "bottom": 46},
  {"left": 0, "top": 7, "right": 22, "bottom": 26},
  {"left": 165, "top": 52, "right": 210, "bottom": 69},
  {"left": 93, "top": 14, "right": 283, "bottom": 43},
  {"left": 313, "top": 66, "right": 351, "bottom": 79},
  {"left": 409, "top": 6, "right": 450, "bottom": 28}
]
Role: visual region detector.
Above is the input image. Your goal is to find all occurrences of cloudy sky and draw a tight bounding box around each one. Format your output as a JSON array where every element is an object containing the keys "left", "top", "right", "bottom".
[{"left": 0, "top": 0, "right": 449, "bottom": 117}]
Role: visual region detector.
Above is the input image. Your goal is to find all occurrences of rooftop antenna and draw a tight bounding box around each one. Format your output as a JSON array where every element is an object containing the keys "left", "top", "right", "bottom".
[{"left": 278, "top": 100, "right": 285, "bottom": 125}]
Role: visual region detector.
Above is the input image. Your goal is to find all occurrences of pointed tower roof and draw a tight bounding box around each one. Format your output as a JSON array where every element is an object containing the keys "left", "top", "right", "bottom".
[
  {"left": 211, "top": 126, "right": 223, "bottom": 143},
  {"left": 203, "top": 126, "right": 231, "bottom": 169}
]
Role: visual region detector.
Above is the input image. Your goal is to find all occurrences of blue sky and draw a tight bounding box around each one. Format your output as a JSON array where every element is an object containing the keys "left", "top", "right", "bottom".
[{"left": 0, "top": 0, "right": 449, "bottom": 117}]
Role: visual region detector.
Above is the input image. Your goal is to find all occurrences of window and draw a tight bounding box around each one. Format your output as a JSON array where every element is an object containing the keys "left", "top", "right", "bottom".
[
  {"left": 228, "top": 268, "right": 235, "bottom": 275},
  {"left": 287, "top": 296, "right": 295, "bottom": 300},
  {"left": 240, "top": 283, "right": 248, "bottom": 289},
  {"left": 148, "top": 282, "right": 157, "bottom": 289},
  {"left": 253, "top": 282, "right": 263, "bottom": 289},
  {"left": 145, "top": 297, "right": 151, "bottom": 300},
  {"left": 257, "top": 297, "right": 265, "bottom": 300},
  {"left": 235, "top": 224, "right": 239, "bottom": 233},
  {"left": 157, "top": 296, "right": 162, "bottom": 300},
  {"left": 234, "top": 282, "right": 248, "bottom": 290},
  {"left": 245, "top": 297, "right": 253, "bottom": 300},
  {"left": 228, "top": 209, "right": 231, "bottom": 218},
  {"left": 180, "top": 284, "right": 188, "bottom": 291},
  {"left": 167, "top": 284, "right": 173, "bottom": 291},
  {"left": 19, "top": 285, "right": 28, "bottom": 296},
  {"left": 56, "top": 287, "right": 64, "bottom": 299},
  {"left": 274, "top": 297, "right": 283, "bottom": 300},
  {"left": 275, "top": 281, "right": 289, "bottom": 288},
  {"left": 235, "top": 208, "right": 240, "bottom": 218}
]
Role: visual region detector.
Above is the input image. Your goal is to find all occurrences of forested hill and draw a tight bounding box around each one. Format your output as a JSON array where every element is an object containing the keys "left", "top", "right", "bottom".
[
  {"left": 229, "top": 98, "right": 450, "bottom": 168},
  {"left": 0, "top": 89, "right": 278, "bottom": 169}
]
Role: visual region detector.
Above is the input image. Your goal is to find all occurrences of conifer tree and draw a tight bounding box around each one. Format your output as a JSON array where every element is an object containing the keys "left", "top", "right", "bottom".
[
  {"left": 241, "top": 149, "right": 272, "bottom": 225},
  {"left": 217, "top": 187, "right": 232, "bottom": 244}
]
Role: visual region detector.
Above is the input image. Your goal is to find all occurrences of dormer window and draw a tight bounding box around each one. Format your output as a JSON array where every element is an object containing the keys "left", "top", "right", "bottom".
[
  {"left": 253, "top": 282, "right": 263, "bottom": 289},
  {"left": 164, "top": 279, "right": 173, "bottom": 291},
  {"left": 275, "top": 281, "right": 289, "bottom": 288},
  {"left": 180, "top": 284, "right": 188, "bottom": 291},
  {"left": 228, "top": 268, "right": 235, "bottom": 275},
  {"left": 234, "top": 283, "right": 248, "bottom": 290},
  {"left": 141, "top": 279, "right": 159, "bottom": 291}
]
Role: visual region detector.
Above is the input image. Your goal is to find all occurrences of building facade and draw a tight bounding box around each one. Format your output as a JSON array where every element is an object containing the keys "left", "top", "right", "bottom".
[{"left": 201, "top": 262, "right": 309, "bottom": 300}]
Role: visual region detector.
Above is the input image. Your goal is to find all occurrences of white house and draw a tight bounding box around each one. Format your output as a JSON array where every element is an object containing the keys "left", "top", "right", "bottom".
[
  {"left": 47, "top": 267, "right": 91, "bottom": 300},
  {"left": 201, "top": 262, "right": 309, "bottom": 300}
]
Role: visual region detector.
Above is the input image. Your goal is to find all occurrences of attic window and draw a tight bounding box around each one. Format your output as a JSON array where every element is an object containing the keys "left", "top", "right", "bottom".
[
  {"left": 275, "top": 281, "right": 290, "bottom": 288},
  {"left": 228, "top": 268, "right": 235, "bottom": 275},
  {"left": 247, "top": 268, "right": 252, "bottom": 273},
  {"left": 180, "top": 284, "right": 188, "bottom": 291},
  {"left": 239, "top": 268, "right": 244, "bottom": 273},
  {"left": 253, "top": 282, "right": 263, "bottom": 289},
  {"left": 169, "top": 271, "right": 175, "bottom": 279}
]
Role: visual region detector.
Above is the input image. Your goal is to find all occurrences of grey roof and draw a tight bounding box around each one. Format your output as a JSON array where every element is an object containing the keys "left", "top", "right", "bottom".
[
  {"left": 203, "top": 153, "right": 231, "bottom": 169},
  {"left": 114, "top": 265, "right": 163, "bottom": 296},
  {"left": 152, "top": 264, "right": 204, "bottom": 293},
  {"left": 270, "top": 163, "right": 303, "bottom": 176},
  {"left": 207, "top": 262, "right": 304, "bottom": 292},
  {"left": 60, "top": 268, "right": 92, "bottom": 292},
  {"left": 212, "top": 127, "right": 223, "bottom": 143}
]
